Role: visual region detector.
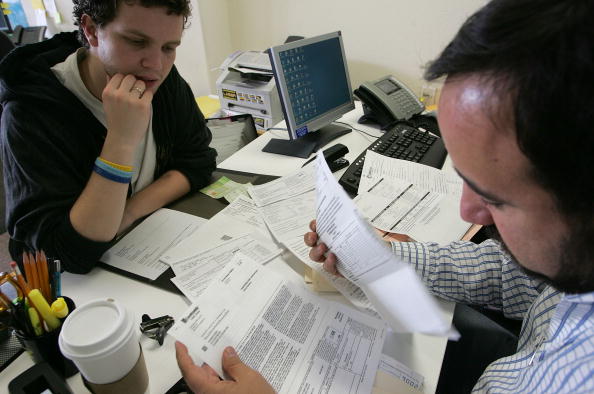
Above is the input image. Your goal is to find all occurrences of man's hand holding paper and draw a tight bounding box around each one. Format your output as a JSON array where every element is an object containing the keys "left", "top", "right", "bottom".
[{"left": 308, "top": 153, "right": 456, "bottom": 337}]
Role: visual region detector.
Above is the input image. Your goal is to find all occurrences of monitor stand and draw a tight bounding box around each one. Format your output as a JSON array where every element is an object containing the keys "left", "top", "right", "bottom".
[{"left": 261, "top": 123, "right": 351, "bottom": 158}]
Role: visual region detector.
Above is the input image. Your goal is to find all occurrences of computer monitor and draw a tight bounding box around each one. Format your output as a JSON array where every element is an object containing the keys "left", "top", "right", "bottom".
[
  {"left": 265, "top": 31, "right": 355, "bottom": 158},
  {"left": 0, "top": 14, "right": 12, "bottom": 33}
]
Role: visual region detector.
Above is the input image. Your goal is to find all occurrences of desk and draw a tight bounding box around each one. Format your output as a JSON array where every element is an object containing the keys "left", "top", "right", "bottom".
[
  {"left": 220, "top": 103, "right": 456, "bottom": 393},
  {"left": 0, "top": 104, "right": 455, "bottom": 394}
]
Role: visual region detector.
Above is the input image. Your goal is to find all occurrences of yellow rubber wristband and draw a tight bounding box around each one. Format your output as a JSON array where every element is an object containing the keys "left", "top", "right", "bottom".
[{"left": 98, "top": 157, "right": 133, "bottom": 172}]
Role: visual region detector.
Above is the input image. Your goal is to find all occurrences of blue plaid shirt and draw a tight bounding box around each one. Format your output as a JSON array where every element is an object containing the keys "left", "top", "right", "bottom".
[{"left": 392, "top": 239, "right": 594, "bottom": 393}]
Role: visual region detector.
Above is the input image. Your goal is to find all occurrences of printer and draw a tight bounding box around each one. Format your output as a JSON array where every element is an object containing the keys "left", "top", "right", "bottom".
[{"left": 216, "top": 51, "right": 283, "bottom": 132}]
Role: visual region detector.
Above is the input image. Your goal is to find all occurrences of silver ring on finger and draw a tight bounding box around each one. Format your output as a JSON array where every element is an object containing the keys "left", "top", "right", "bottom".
[{"left": 132, "top": 86, "right": 145, "bottom": 98}]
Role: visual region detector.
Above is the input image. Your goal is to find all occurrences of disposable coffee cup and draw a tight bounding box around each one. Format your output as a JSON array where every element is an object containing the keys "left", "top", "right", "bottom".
[{"left": 58, "top": 298, "right": 148, "bottom": 393}]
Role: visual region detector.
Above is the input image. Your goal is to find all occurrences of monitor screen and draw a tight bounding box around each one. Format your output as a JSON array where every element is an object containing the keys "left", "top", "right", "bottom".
[
  {"left": 0, "top": 14, "right": 11, "bottom": 33},
  {"left": 268, "top": 31, "right": 354, "bottom": 140}
]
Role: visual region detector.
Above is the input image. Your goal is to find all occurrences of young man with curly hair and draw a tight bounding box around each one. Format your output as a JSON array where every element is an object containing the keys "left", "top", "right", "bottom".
[{"left": 0, "top": 0, "right": 216, "bottom": 273}]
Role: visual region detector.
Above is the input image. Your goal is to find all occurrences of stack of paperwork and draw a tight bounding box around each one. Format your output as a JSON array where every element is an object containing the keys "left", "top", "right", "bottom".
[{"left": 100, "top": 150, "right": 468, "bottom": 391}]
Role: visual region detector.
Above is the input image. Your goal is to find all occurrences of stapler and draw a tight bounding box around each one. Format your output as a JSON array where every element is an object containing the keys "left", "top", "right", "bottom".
[{"left": 302, "top": 143, "right": 349, "bottom": 172}]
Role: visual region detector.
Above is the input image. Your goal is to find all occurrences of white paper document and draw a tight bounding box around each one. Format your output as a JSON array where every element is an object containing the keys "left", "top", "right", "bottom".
[
  {"left": 101, "top": 209, "right": 207, "bottom": 280},
  {"left": 256, "top": 190, "right": 378, "bottom": 314},
  {"left": 354, "top": 177, "right": 470, "bottom": 244},
  {"left": 378, "top": 353, "right": 424, "bottom": 391},
  {"left": 170, "top": 234, "right": 281, "bottom": 302},
  {"left": 359, "top": 151, "right": 463, "bottom": 196},
  {"left": 161, "top": 195, "right": 272, "bottom": 264},
  {"left": 171, "top": 254, "right": 386, "bottom": 394},
  {"left": 315, "top": 154, "right": 452, "bottom": 336},
  {"left": 248, "top": 165, "right": 315, "bottom": 207}
]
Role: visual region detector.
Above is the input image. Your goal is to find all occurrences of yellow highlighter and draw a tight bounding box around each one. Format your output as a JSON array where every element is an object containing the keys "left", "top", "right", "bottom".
[
  {"left": 28, "top": 307, "right": 43, "bottom": 336},
  {"left": 27, "top": 289, "right": 61, "bottom": 331},
  {"left": 50, "top": 297, "right": 69, "bottom": 319}
]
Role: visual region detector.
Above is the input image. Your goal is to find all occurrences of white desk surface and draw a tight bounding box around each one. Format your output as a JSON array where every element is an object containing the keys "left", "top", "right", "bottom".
[
  {"left": 1, "top": 104, "right": 455, "bottom": 394},
  {"left": 218, "top": 102, "right": 385, "bottom": 177}
]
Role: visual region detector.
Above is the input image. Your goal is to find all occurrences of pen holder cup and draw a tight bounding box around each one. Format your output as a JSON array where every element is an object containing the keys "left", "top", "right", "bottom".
[{"left": 14, "top": 296, "right": 78, "bottom": 378}]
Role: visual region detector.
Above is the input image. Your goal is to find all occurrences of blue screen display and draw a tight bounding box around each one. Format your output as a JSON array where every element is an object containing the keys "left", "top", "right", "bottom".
[{"left": 279, "top": 37, "right": 351, "bottom": 126}]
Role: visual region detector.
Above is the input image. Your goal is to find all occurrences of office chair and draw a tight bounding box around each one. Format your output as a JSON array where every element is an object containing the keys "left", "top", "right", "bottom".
[
  {"left": 284, "top": 35, "right": 305, "bottom": 43},
  {"left": 11, "top": 25, "right": 46, "bottom": 46},
  {"left": 436, "top": 226, "right": 523, "bottom": 393},
  {"left": 0, "top": 31, "right": 15, "bottom": 61}
]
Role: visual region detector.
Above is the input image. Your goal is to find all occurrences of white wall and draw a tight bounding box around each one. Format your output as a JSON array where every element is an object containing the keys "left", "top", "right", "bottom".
[
  {"left": 44, "top": 0, "right": 486, "bottom": 97},
  {"left": 194, "top": 0, "right": 234, "bottom": 94},
  {"left": 47, "top": 0, "right": 212, "bottom": 96},
  {"left": 220, "top": 0, "right": 486, "bottom": 98}
]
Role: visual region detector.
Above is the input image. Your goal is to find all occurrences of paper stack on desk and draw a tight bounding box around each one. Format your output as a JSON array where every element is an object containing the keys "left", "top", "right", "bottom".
[
  {"left": 314, "top": 153, "right": 453, "bottom": 336},
  {"left": 170, "top": 253, "right": 386, "bottom": 394},
  {"left": 354, "top": 151, "right": 470, "bottom": 244},
  {"left": 248, "top": 157, "right": 455, "bottom": 336}
]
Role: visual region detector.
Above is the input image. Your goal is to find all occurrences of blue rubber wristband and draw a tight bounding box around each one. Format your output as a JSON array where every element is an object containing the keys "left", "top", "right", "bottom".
[
  {"left": 93, "top": 164, "right": 131, "bottom": 184},
  {"left": 94, "top": 158, "right": 132, "bottom": 178}
]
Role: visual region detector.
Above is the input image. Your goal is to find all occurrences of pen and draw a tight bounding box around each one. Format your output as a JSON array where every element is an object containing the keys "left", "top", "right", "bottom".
[
  {"left": 53, "top": 260, "right": 61, "bottom": 299},
  {"left": 301, "top": 154, "right": 317, "bottom": 168}
]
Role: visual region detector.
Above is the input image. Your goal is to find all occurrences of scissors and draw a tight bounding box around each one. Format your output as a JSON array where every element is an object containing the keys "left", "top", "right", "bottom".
[{"left": 0, "top": 272, "right": 32, "bottom": 336}]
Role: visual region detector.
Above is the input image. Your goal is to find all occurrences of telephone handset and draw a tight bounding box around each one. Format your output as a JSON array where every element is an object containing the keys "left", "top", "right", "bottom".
[{"left": 355, "top": 75, "right": 424, "bottom": 129}]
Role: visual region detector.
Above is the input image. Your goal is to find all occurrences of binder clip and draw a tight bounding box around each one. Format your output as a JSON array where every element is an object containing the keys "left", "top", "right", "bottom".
[{"left": 140, "top": 314, "right": 174, "bottom": 346}]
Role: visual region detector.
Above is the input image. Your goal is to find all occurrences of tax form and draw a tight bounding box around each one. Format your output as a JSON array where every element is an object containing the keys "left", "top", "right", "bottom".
[
  {"left": 315, "top": 154, "right": 454, "bottom": 336},
  {"left": 171, "top": 253, "right": 386, "bottom": 394},
  {"left": 358, "top": 150, "right": 463, "bottom": 196},
  {"left": 253, "top": 176, "right": 379, "bottom": 314},
  {"left": 160, "top": 195, "right": 272, "bottom": 265},
  {"left": 169, "top": 234, "right": 281, "bottom": 302},
  {"left": 355, "top": 177, "right": 469, "bottom": 244},
  {"left": 101, "top": 208, "right": 207, "bottom": 280}
]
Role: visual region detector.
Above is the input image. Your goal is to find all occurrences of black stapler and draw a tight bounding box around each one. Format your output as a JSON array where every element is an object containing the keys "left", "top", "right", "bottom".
[{"left": 301, "top": 143, "right": 349, "bottom": 172}]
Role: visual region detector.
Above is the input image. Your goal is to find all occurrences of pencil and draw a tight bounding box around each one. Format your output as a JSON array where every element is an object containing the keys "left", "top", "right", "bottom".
[
  {"left": 39, "top": 251, "right": 51, "bottom": 301},
  {"left": 30, "top": 252, "right": 40, "bottom": 291},
  {"left": 22, "top": 252, "right": 33, "bottom": 288},
  {"left": 10, "top": 261, "right": 29, "bottom": 297},
  {"left": 36, "top": 251, "right": 44, "bottom": 296},
  {"left": 0, "top": 289, "right": 12, "bottom": 308}
]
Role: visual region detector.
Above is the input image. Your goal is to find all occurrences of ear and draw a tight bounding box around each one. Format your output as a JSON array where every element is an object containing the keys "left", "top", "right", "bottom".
[{"left": 80, "top": 14, "right": 99, "bottom": 47}]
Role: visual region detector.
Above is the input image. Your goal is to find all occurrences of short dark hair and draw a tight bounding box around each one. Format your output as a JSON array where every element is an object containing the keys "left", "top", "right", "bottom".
[
  {"left": 425, "top": 0, "right": 594, "bottom": 223},
  {"left": 72, "top": 0, "right": 191, "bottom": 47}
]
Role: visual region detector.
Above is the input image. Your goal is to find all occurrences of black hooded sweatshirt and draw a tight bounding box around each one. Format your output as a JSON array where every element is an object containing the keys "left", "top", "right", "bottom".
[{"left": 0, "top": 32, "right": 217, "bottom": 273}]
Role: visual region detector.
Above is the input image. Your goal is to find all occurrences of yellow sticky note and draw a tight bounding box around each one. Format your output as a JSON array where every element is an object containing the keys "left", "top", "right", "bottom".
[
  {"left": 3, "top": 9, "right": 11, "bottom": 14},
  {"left": 0, "top": 3, "right": 9, "bottom": 9},
  {"left": 196, "top": 96, "right": 221, "bottom": 118},
  {"left": 31, "top": 0, "right": 45, "bottom": 10}
]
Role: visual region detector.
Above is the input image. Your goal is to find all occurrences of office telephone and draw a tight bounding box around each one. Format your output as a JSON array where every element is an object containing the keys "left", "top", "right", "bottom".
[
  {"left": 338, "top": 76, "right": 447, "bottom": 195},
  {"left": 355, "top": 75, "right": 424, "bottom": 129}
]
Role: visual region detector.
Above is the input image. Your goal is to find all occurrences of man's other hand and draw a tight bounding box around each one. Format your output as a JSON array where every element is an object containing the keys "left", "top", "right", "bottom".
[
  {"left": 175, "top": 341, "right": 275, "bottom": 394},
  {"left": 303, "top": 219, "right": 340, "bottom": 276}
]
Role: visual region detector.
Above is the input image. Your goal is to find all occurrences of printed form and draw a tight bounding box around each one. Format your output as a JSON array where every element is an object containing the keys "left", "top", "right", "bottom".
[
  {"left": 315, "top": 154, "right": 454, "bottom": 336},
  {"left": 250, "top": 171, "right": 378, "bottom": 314},
  {"left": 358, "top": 151, "right": 463, "bottom": 196},
  {"left": 169, "top": 234, "right": 281, "bottom": 302},
  {"left": 171, "top": 253, "right": 386, "bottom": 394},
  {"left": 160, "top": 195, "right": 273, "bottom": 265},
  {"left": 101, "top": 208, "right": 207, "bottom": 280},
  {"left": 355, "top": 177, "right": 469, "bottom": 244}
]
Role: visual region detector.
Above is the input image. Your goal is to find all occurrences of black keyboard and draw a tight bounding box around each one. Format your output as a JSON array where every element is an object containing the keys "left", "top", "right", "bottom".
[{"left": 338, "top": 118, "right": 448, "bottom": 195}]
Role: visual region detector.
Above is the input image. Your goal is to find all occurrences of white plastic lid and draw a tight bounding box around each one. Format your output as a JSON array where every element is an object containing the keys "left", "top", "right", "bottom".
[{"left": 59, "top": 298, "right": 134, "bottom": 359}]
